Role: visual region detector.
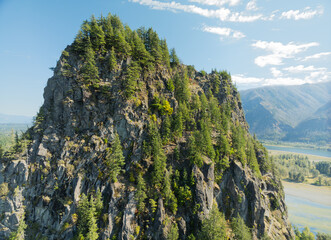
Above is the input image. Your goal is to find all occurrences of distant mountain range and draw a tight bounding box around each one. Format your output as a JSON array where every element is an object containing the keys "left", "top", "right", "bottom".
[
  {"left": 0, "top": 113, "right": 33, "bottom": 124},
  {"left": 240, "top": 82, "right": 331, "bottom": 145}
]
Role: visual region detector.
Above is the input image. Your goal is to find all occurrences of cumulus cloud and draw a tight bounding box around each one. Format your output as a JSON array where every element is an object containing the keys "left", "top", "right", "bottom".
[
  {"left": 189, "top": 0, "right": 240, "bottom": 7},
  {"left": 202, "top": 25, "right": 245, "bottom": 39},
  {"left": 270, "top": 67, "right": 282, "bottom": 77},
  {"left": 302, "top": 52, "right": 331, "bottom": 61},
  {"left": 280, "top": 6, "right": 323, "bottom": 20},
  {"left": 252, "top": 40, "right": 319, "bottom": 67},
  {"left": 246, "top": 0, "right": 258, "bottom": 11},
  {"left": 233, "top": 74, "right": 310, "bottom": 88},
  {"left": 283, "top": 65, "right": 327, "bottom": 73},
  {"left": 130, "top": 0, "right": 264, "bottom": 22}
]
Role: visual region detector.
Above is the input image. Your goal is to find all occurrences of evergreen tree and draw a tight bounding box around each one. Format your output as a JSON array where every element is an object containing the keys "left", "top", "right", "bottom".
[
  {"left": 73, "top": 20, "right": 91, "bottom": 54},
  {"left": 188, "top": 133, "right": 203, "bottom": 167},
  {"left": 146, "top": 28, "right": 162, "bottom": 64},
  {"left": 161, "top": 115, "right": 171, "bottom": 144},
  {"left": 192, "top": 94, "right": 202, "bottom": 112},
  {"left": 112, "top": 28, "right": 131, "bottom": 57},
  {"left": 198, "top": 204, "right": 227, "bottom": 240},
  {"left": 160, "top": 39, "right": 171, "bottom": 69},
  {"left": 162, "top": 169, "right": 178, "bottom": 214},
  {"left": 167, "top": 222, "right": 179, "bottom": 240},
  {"left": 135, "top": 173, "right": 147, "bottom": 213},
  {"left": 231, "top": 215, "right": 252, "bottom": 240},
  {"left": 86, "top": 196, "right": 99, "bottom": 240},
  {"left": 109, "top": 47, "right": 117, "bottom": 72},
  {"left": 148, "top": 121, "right": 167, "bottom": 188},
  {"left": 174, "top": 72, "right": 191, "bottom": 103},
  {"left": 231, "top": 124, "right": 247, "bottom": 165},
  {"left": 172, "top": 111, "right": 183, "bottom": 139},
  {"left": 246, "top": 139, "right": 261, "bottom": 177},
  {"left": 110, "top": 15, "right": 125, "bottom": 32},
  {"left": 170, "top": 48, "right": 180, "bottom": 67},
  {"left": 131, "top": 31, "right": 153, "bottom": 68},
  {"left": 80, "top": 43, "right": 100, "bottom": 84},
  {"left": 95, "top": 189, "right": 103, "bottom": 217},
  {"left": 105, "top": 133, "right": 125, "bottom": 182},
  {"left": 77, "top": 193, "right": 90, "bottom": 236},
  {"left": 198, "top": 119, "right": 215, "bottom": 160},
  {"left": 124, "top": 61, "right": 141, "bottom": 98},
  {"left": 89, "top": 15, "right": 106, "bottom": 52},
  {"left": 178, "top": 102, "right": 190, "bottom": 130},
  {"left": 211, "top": 71, "right": 221, "bottom": 94},
  {"left": 101, "top": 13, "right": 114, "bottom": 49},
  {"left": 166, "top": 78, "right": 175, "bottom": 92},
  {"left": 209, "top": 94, "right": 221, "bottom": 126}
]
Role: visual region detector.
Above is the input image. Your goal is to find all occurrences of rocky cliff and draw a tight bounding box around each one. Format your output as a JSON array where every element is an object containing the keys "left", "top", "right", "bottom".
[{"left": 0, "top": 14, "right": 294, "bottom": 240}]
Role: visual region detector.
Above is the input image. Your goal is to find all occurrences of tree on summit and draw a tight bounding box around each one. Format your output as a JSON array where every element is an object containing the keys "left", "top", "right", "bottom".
[{"left": 80, "top": 43, "right": 100, "bottom": 85}]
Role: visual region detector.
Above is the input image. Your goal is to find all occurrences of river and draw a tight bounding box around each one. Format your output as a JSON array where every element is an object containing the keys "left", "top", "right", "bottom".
[
  {"left": 265, "top": 145, "right": 331, "bottom": 234},
  {"left": 265, "top": 145, "right": 331, "bottom": 158}
]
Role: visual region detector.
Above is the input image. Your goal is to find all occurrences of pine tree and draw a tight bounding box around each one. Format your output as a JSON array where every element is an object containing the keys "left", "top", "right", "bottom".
[
  {"left": 246, "top": 139, "right": 261, "bottom": 177},
  {"left": 135, "top": 173, "right": 147, "bottom": 213},
  {"left": 77, "top": 193, "right": 90, "bottom": 236},
  {"left": 109, "top": 47, "right": 117, "bottom": 71},
  {"left": 102, "top": 13, "right": 114, "bottom": 49},
  {"left": 89, "top": 15, "right": 106, "bottom": 52},
  {"left": 111, "top": 15, "right": 125, "bottom": 33},
  {"left": 160, "top": 39, "right": 171, "bottom": 69},
  {"left": 231, "top": 215, "right": 252, "bottom": 240},
  {"left": 146, "top": 28, "right": 162, "bottom": 64},
  {"left": 80, "top": 43, "right": 99, "bottom": 84},
  {"left": 174, "top": 71, "right": 191, "bottom": 103},
  {"left": 95, "top": 189, "right": 103, "bottom": 217},
  {"left": 161, "top": 115, "right": 171, "bottom": 144},
  {"left": 199, "top": 119, "right": 215, "bottom": 160},
  {"left": 170, "top": 48, "right": 180, "bottom": 67},
  {"left": 131, "top": 31, "right": 153, "bottom": 67},
  {"left": 198, "top": 204, "right": 227, "bottom": 240},
  {"left": 73, "top": 20, "right": 91, "bottom": 54},
  {"left": 167, "top": 222, "right": 179, "bottom": 240},
  {"left": 162, "top": 169, "right": 178, "bottom": 214},
  {"left": 86, "top": 196, "right": 99, "bottom": 240},
  {"left": 172, "top": 111, "right": 183, "bottom": 139},
  {"left": 148, "top": 121, "right": 167, "bottom": 188},
  {"left": 188, "top": 133, "right": 203, "bottom": 167},
  {"left": 105, "top": 133, "right": 125, "bottom": 182},
  {"left": 112, "top": 28, "right": 131, "bottom": 57},
  {"left": 124, "top": 61, "right": 141, "bottom": 98}
]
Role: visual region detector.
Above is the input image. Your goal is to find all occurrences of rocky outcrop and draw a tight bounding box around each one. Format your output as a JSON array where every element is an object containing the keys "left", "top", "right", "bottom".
[
  {"left": 0, "top": 15, "right": 294, "bottom": 240},
  {"left": 216, "top": 161, "right": 293, "bottom": 239}
]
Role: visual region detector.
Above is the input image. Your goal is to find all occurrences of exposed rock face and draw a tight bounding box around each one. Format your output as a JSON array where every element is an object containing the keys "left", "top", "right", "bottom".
[
  {"left": 0, "top": 15, "right": 294, "bottom": 240},
  {"left": 216, "top": 161, "right": 293, "bottom": 239}
]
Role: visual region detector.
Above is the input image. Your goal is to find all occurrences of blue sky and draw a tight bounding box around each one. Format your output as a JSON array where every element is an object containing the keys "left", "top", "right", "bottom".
[{"left": 0, "top": 0, "right": 330, "bottom": 117}]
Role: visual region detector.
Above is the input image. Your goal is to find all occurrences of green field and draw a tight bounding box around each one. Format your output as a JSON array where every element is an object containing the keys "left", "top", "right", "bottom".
[{"left": 269, "top": 149, "right": 331, "bottom": 162}]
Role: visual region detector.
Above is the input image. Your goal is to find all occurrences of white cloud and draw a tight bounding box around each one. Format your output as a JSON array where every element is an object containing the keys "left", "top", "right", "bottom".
[
  {"left": 202, "top": 25, "right": 245, "bottom": 39},
  {"left": 280, "top": 6, "right": 323, "bottom": 20},
  {"left": 252, "top": 40, "right": 319, "bottom": 67},
  {"left": 283, "top": 65, "right": 327, "bottom": 73},
  {"left": 246, "top": 0, "right": 258, "bottom": 11},
  {"left": 270, "top": 67, "right": 282, "bottom": 77},
  {"left": 189, "top": 0, "right": 240, "bottom": 7},
  {"left": 302, "top": 52, "right": 331, "bottom": 61},
  {"left": 130, "top": 0, "right": 264, "bottom": 22},
  {"left": 234, "top": 68, "right": 330, "bottom": 88}
]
